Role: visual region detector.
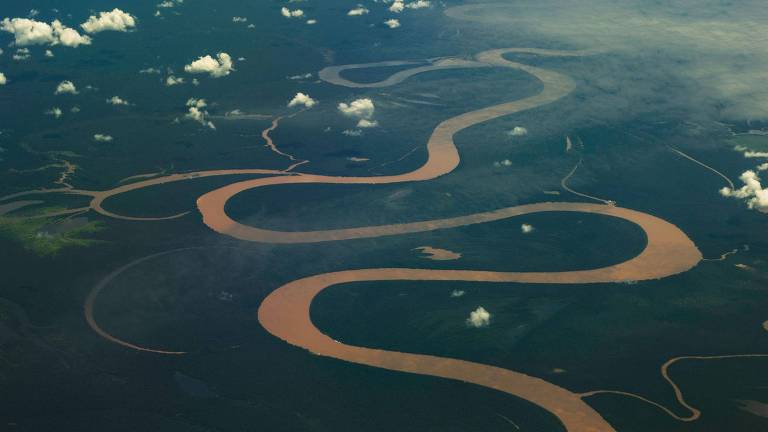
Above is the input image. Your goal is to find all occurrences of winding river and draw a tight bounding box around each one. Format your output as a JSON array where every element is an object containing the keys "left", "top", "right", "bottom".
[{"left": 70, "top": 47, "right": 704, "bottom": 432}]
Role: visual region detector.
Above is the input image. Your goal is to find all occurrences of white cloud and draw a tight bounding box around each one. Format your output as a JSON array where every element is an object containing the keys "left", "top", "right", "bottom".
[
  {"left": 720, "top": 170, "right": 768, "bottom": 211},
  {"left": 1, "top": 18, "right": 55, "bottom": 45},
  {"left": 54, "top": 80, "right": 78, "bottom": 95},
  {"left": 281, "top": 7, "right": 304, "bottom": 18},
  {"left": 466, "top": 306, "right": 491, "bottom": 327},
  {"left": 342, "top": 129, "right": 363, "bottom": 137},
  {"left": 44, "top": 49, "right": 53, "bottom": 57},
  {"left": 184, "top": 52, "right": 234, "bottom": 78},
  {"left": 521, "top": 223, "right": 534, "bottom": 233},
  {"left": 735, "top": 145, "right": 768, "bottom": 158},
  {"left": 338, "top": 98, "right": 375, "bottom": 119},
  {"left": 53, "top": 20, "right": 92, "bottom": 46},
  {"left": 447, "top": 1, "right": 768, "bottom": 120},
  {"left": 450, "top": 289, "right": 465, "bottom": 298},
  {"left": 0, "top": 18, "right": 91, "bottom": 47},
  {"left": 46, "top": 107, "right": 63, "bottom": 118},
  {"left": 406, "top": 0, "right": 431, "bottom": 9},
  {"left": 758, "top": 163, "right": 768, "bottom": 171},
  {"left": 139, "top": 67, "right": 161, "bottom": 74},
  {"left": 165, "top": 75, "right": 184, "bottom": 86},
  {"left": 107, "top": 96, "right": 130, "bottom": 106},
  {"left": 232, "top": 17, "right": 248, "bottom": 23},
  {"left": 93, "top": 134, "right": 113, "bottom": 142},
  {"left": 13, "top": 48, "right": 31, "bottom": 61},
  {"left": 493, "top": 159, "right": 513, "bottom": 167},
  {"left": 389, "top": 1, "right": 405, "bottom": 13},
  {"left": 348, "top": 6, "right": 370, "bottom": 16},
  {"left": 80, "top": 9, "right": 136, "bottom": 34},
  {"left": 357, "top": 119, "right": 379, "bottom": 128},
  {"left": 287, "top": 72, "right": 312, "bottom": 80},
  {"left": 306, "top": 19, "right": 317, "bottom": 25},
  {"left": 288, "top": 92, "right": 317, "bottom": 108},
  {"left": 384, "top": 19, "right": 401, "bottom": 28},
  {"left": 508, "top": 126, "right": 528, "bottom": 136},
  {"left": 184, "top": 98, "right": 216, "bottom": 130},
  {"left": 0, "top": 73, "right": 6, "bottom": 85},
  {"left": 157, "top": 0, "right": 183, "bottom": 8}
]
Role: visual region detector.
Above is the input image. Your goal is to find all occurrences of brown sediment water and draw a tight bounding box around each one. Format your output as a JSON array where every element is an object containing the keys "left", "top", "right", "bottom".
[
  {"left": 80, "top": 47, "right": 705, "bottom": 431},
  {"left": 582, "top": 352, "right": 768, "bottom": 423},
  {"left": 413, "top": 246, "right": 462, "bottom": 261},
  {"left": 196, "top": 48, "right": 581, "bottom": 241},
  {"left": 318, "top": 58, "right": 491, "bottom": 89},
  {"left": 229, "top": 49, "right": 699, "bottom": 432},
  {"left": 560, "top": 158, "right": 615, "bottom": 205},
  {"left": 0, "top": 168, "right": 294, "bottom": 221},
  {"left": 257, "top": 204, "right": 701, "bottom": 432},
  {"left": 261, "top": 114, "right": 309, "bottom": 171}
]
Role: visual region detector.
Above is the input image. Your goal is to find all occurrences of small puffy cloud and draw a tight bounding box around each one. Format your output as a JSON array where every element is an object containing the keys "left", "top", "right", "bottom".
[
  {"left": 184, "top": 98, "right": 216, "bottom": 130},
  {"left": 93, "top": 134, "right": 113, "bottom": 142},
  {"left": 139, "top": 67, "right": 161, "bottom": 74},
  {"left": 466, "top": 306, "right": 491, "bottom": 328},
  {"left": 521, "top": 223, "right": 534, "bottom": 233},
  {"left": 288, "top": 92, "right": 317, "bottom": 108},
  {"left": 450, "top": 289, "right": 465, "bottom": 298},
  {"left": 508, "top": 126, "right": 528, "bottom": 136},
  {"left": 46, "top": 107, "right": 63, "bottom": 118},
  {"left": 0, "top": 18, "right": 91, "bottom": 47},
  {"left": 232, "top": 17, "right": 248, "bottom": 23},
  {"left": 157, "top": 0, "right": 183, "bottom": 8},
  {"left": 0, "top": 73, "right": 6, "bottom": 85},
  {"left": 720, "top": 170, "right": 768, "bottom": 211},
  {"left": 338, "top": 98, "right": 375, "bottom": 119},
  {"left": 184, "top": 52, "right": 234, "bottom": 78},
  {"left": 507, "top": 126, "right": 528, "bottom": 136},
  {"left": 348, "top": 6, "right": 370, "bottom": 16},
  {"left": 384, "top": 19, "right": 400, "bottom": 29},
  {"left": 13, "top": 48, "right": 31, "bottom": 61},
  {"left": 80, "top": 9, "right": 136, "bottom": 33},
  {"left": 357, "top": 119, "right": 378, "bottom": 128},
  {"left": 44, "top": 49, "right": 53, "bottom": 57},
  {"left": 281, "top": 7, "right": 304, "bottom": 18},
  {"left": 758, "top": 163, "right": 768, "bottom": 171},
  {"left": 389, "top": 1, "right": 404, "bottom": 13},
  {"left": 107, "top": 96, "right": 130, "bottom": 106},
  {"left": 306, "top": 19, "right": 317, "bottom": 25},
  {"left": 493, "top": 159, "right": 512, "bottom": 167},
  {"left": 54, "top": 80, "right": 78, "bottom": 95},
  {"left": 406, "top": 0, "right": 431, "bottom": 9},
  {"left": 165, "top": 75, "right": 184, "bottom": 86}
]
